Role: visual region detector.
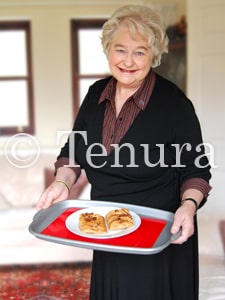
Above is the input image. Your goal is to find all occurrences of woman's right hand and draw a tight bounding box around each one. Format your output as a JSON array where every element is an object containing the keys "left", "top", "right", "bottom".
[
  {"left": 36, "top": 180, "right": 70, "bottom": 210},
  {"left": 36, "top": 166, "right": 77, "bottom": 210}
]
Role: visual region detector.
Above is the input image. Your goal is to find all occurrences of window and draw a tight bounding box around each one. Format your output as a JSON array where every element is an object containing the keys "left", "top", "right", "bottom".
[
  {"left": 0, "top": 21, "right": 34, "bottom": 135},
  {"left": 71, "top": 19, "right": 110, "bottom": 117}
]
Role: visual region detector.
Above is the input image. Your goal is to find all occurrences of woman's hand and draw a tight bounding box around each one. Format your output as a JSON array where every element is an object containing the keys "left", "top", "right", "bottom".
[
  {"left": 36, "top": 166, "right": 77, "bottom": 210},
  {"left": 170, "top": 201, "right": 196, "bottom": 244},
  {"left": 36, "top": 180, "right": 70, "bottom": 210}
]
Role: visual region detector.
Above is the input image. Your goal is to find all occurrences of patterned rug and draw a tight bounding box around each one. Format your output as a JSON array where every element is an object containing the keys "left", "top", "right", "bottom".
[{"left": 0, "top": 262, "right": 91, "bottom": 300}]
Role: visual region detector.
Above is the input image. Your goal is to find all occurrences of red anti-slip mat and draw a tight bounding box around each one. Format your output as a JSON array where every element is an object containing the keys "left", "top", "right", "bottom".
[{"left": 41, "top": 208, "right": 166, "bottom": 249}]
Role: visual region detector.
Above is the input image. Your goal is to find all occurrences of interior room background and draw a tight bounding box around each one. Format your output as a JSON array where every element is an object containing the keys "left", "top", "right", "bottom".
[
  {"left": 0, "top": 0, "right": 224, "bottom": 260},
  {"left": 0, "top": 0, "right": 224, "bottom": 213}
]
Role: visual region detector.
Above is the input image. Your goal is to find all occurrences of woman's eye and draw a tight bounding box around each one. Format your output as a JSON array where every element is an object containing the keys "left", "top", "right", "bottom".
[
  {"left": 136, "top": 51, "right": 144, "bottom": 56},
  {"left": 116, "top": 49, "right": 125, "bottom": 53}
]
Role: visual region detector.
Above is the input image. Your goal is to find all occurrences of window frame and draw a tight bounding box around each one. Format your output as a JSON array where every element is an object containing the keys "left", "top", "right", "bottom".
[
  {"left": 0, "top": 21, "right": 35, "bottom": 135},
  {"left": 70, "top": 19, "right": 107, "bottom": 118}
]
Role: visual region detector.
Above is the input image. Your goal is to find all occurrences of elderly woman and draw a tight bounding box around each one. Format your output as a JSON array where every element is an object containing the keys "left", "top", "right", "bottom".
[{"left": 37, "top": 5, "right": 211, "bottom": 300}]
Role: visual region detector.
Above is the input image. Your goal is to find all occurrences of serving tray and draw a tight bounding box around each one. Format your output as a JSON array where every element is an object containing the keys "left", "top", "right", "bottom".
[{"left": 29, "top": 200, "right": 180, "bottom": 255}]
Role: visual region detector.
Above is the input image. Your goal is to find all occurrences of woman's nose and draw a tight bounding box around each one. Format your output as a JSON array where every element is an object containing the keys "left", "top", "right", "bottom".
[{"left": 124, "top": 53, "right": 134, "bottom": 67}]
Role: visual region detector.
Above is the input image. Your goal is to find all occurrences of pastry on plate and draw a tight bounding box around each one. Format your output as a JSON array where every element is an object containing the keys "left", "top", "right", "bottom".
[
  {"left": 106, "top": 208, "right": 134, "bottom": 230},
  {"left": 79, "top": 212, "right": 107, "bottom": 234}
]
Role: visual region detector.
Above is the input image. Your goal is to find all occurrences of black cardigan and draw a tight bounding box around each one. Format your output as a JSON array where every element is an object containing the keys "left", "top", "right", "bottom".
[{"left": 58, "top": 74, "right": 211, "bottom": 212}]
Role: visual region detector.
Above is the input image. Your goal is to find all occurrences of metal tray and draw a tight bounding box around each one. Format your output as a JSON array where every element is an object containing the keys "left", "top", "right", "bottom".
[{"left": 29, "top": 200, "right": 180, "bottom": 255}]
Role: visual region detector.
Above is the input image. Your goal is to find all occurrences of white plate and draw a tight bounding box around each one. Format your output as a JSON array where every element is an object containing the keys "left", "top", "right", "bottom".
[{"left": 65, "top": 206, "right": 141, "bottom": 239}]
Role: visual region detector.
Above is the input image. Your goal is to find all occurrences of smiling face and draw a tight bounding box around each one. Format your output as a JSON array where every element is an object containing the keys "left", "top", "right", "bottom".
[{"left": 108, "top": 23, "right": 153, "bottom": 89}]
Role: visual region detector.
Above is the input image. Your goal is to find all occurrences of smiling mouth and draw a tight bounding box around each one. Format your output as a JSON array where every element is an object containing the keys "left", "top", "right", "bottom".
[{"left": 119, "top": 68, "right": 136, "bottom": 74}]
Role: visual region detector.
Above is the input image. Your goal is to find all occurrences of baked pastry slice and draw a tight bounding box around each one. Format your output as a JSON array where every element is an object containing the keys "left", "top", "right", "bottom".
[
  {"left": 79, "top": 212, "right": 107, "bottom": 234},
  {"left": 106, "top": 208, "right": 134, "bottom": 230}
]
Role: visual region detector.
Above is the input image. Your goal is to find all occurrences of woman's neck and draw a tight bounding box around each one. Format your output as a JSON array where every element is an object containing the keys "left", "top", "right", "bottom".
[{"left": 114, "top": 83, "right": 140, "bottom": 117}]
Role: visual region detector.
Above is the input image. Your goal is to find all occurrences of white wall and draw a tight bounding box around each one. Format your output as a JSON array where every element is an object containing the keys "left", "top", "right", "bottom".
[
  {"left": 187, "top": 0, "right": 225, "bottom": 214},
  {"left": 0, "top": 0, "right": 185, "bottom": 151}
]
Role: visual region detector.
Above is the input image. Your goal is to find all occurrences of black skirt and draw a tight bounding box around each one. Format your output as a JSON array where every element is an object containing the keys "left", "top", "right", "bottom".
[{"left": 89, "top": 230, "right": 199, "bottom": 300}]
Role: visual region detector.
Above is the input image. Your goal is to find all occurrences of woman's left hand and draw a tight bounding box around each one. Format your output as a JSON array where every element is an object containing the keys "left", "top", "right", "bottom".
[{"left": 170, "top": 202, "right": 196, "bottom": 244}]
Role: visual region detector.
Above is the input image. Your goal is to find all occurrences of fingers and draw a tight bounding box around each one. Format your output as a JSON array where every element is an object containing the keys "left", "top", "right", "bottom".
[
  {"left": 170, "top": 206, "right": 194, "bottom": 244},
  {"left": 170, "top": 218, "right": 182, "bottom": 235},
  {"left": 36, "top": 190, "right": 54, "bottom": 210},
  {"left": 36, "top": 182, "right": 69, "bottom": 210},
  {"left": 171, "top": 227, "right": 192, "bottom": 244},
  {"left": 36, "top": 192, "right": 54, "bottom": 210}
]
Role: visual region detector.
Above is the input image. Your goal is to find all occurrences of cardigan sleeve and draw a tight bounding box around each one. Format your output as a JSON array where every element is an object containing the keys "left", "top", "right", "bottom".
[
  {"left": 169, "top": 89, "right": 212, "bottom": 205},
  {"left": 180, "top": 178, "right": 211, "bottom": 199}
]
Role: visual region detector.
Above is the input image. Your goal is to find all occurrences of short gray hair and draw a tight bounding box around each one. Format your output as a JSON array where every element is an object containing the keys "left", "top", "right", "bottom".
[{"left": 101, "top": 5, "right": 169, "bottom": 68}]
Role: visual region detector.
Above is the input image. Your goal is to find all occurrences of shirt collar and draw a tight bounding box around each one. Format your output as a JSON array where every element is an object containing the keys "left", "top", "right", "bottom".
[{"left": 98, "top": 69, "right": 156, "bottom": 110}]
